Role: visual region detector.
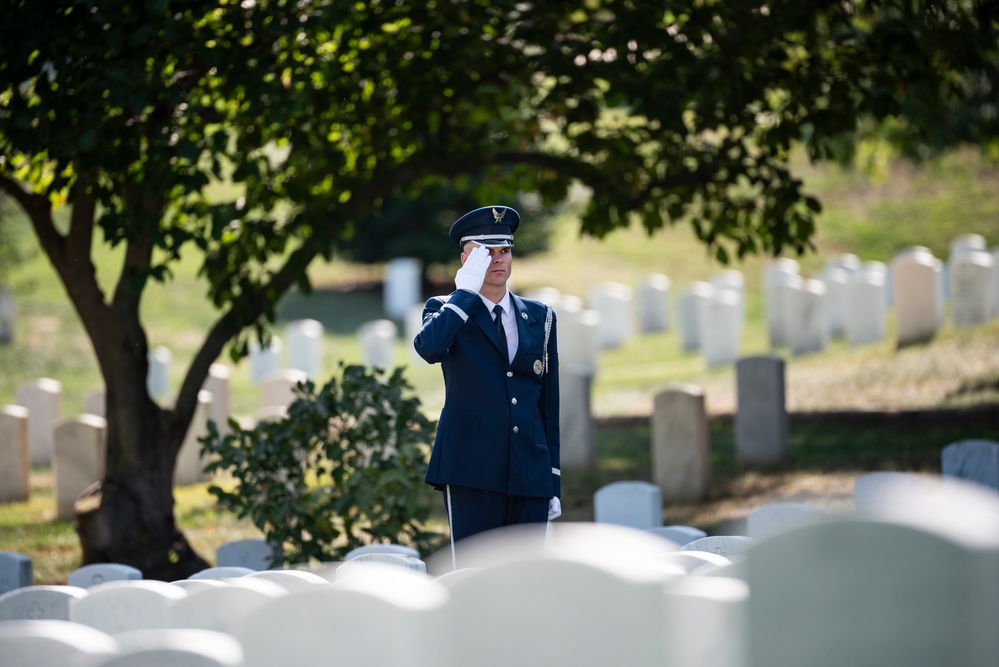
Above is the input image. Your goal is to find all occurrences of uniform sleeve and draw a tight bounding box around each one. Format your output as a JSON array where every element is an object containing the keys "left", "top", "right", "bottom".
[
  {"left": 543, "top": 311, "right": 561, "bottom": 497},
  {"left": 413, "top": 289, "right": 480, "bottom": 364}
]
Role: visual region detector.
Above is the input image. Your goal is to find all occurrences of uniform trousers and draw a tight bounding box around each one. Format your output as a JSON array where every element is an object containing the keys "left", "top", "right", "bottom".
[{"left": 443, "top": 485, "right": 548, "bottom": 569}]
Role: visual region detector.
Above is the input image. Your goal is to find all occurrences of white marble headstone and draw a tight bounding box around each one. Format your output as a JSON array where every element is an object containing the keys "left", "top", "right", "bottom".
[
  {"left": 443, "top": 556, "right": 675, "bottom": 667},
  {"left": 0, "top": 405, "right": 30, "bottom": 503},
  {"left": 216, "top": 538, "right": 282, "bottom": 571},
  {"left": 358, "top": 319, "right": 397, "bottom": 370},
  {"left": 202, "top": 363, "right": 232, "bottom": 438},
  {"left": 0, "top": 286, "right": 14, "bottom": 343},
  {"left": 593, "top": 480, "right": 663, "bottom": 529},
  {"left": 167, "top": 584, "right": 283, "bottom": 635},
  {"left": 735, "top": 356, "right": 788, "bottom": 464},
  {"left": 0, "top": 551, "right": 33, "bottom": 595},
  {"left": 949, "top": 249, "right": 994, "bottom": 328},
  {"left": 651, "top": 384, "right": 709, "bottom": 502},
  {"left": 819, "top": 265, "right": 851, "bottom": 339},
  {"left": 587, "top": 282, "right": 633, "bottom": 349},
  {"left": 15, "top": 377, "right": 61, "bottom": 467},
  {"left": 700, "top": 288, "right": 742, "bottom": 367},
  {"left": 762, "top": 259, "right": 800, "bottom": 348},
  {"left": 70, "top": 580, "right": 187, "bottom": 634},
  {"left": 68, "top": 563, "right": 142, "bottom": 589},
  {"left": 636, "top": 273, "right": 671, "bottom": 333},
  {"left": 844, "top": 265, "right": 886, "bottom": 346},
  {"left": 558, "top": 367, "right": 595, "bottom": 469},
  {"left": 677, "top": 281, "right": 715, "bottom": 352},
  {"left": 787, "top": 279, "right": 829, "bottom": 356},
  {"left": 147, "top": 345, "right": 172, "bottom": 399},
  {"left": 681, "top": 535, "right": 756, "bottom": 558},
  {"left": 941, "top": 439, "right": 999, "bottom": 491},
  {"left": 260, "top": 369, "right": 308, "bottom": 410},
  {"left": 645, "top": 525, "right": 707, "bottom": 546},
  {"left": 746, "top": 503, "right": 825, "bottom": 541},
  {"left": 747, "top": 517, "right": 999, "bottom": 667},
  {"left": 83, "top": 387, "right": 106, "bottom": 418},
  {"left": 892, "top": 247, "right": 942, "bottom": 346},
  {"left": 174, "top": 390, "right": 214, "bottom": 487},
  {"left": 0, "top": 585, "right": 88, "bottom": 621},
  {"left": 285, "top": 318, "right": 324, "bottom": 378},
  {"left": 235, "top": 574, "right": 447, "bottom": 667},
  {"left": 111, "top": 628, "right": 244, "bottom": 666},
  {"left": 0, "top": 619, "right": 118, "bottom": 665},
  {"left": 52, "top": 415, "right": 107, "bottom": 520},
  {"left": 557, "top": 304, "right": 600, "bottom": 376},
  {"left": 248, "top": 336, "right": 283, "bottom": 384},
  {"left": 384, "top": 257, "right": 423, "bottom": 321}
]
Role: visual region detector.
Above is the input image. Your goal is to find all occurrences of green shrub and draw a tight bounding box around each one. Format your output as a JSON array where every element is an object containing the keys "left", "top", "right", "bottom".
[{"left": 200, "top": 363, "right": 445, "bottom": 565}]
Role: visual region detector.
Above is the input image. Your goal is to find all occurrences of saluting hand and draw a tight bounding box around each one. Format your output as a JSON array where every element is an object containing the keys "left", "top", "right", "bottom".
[{"left": 454, "top": 244, "right": 491, "bottom": 293}]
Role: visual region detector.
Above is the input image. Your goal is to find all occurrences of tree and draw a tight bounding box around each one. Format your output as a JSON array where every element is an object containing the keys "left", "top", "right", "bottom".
[{"left": 1, "top": 0, "right": 995, "bottom": 579}]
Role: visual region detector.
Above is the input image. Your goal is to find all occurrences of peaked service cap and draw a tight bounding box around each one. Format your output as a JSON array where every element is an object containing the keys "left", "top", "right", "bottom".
[{"left": 448, "top": 205, "right": 520, "bottom": 247}]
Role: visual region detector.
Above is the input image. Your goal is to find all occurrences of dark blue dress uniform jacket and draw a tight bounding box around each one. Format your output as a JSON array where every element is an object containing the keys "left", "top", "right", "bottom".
[{"left": 414, "top": 288, "right": 561, "bottom": 499}]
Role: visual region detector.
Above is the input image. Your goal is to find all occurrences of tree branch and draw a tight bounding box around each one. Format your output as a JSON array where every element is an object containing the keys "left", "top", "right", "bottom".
[
  {"left": 172, "top": 235, "right": 323, "bottom": 436},
  {"left": 489, "top": 149, "right": 717, "bottom": 208},
  {"left": 0, "top": 174, "right": 65, "bottom": 265}
]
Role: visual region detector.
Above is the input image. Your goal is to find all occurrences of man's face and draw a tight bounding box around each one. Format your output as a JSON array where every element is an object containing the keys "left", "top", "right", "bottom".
[{"left": 462, "top": 243, "right": 512, "bottom": 288}]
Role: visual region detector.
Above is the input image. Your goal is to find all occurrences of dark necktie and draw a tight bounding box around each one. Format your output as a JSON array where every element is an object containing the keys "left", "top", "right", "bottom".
[{"left": 493, "top": 304, "right": 508, "bottom": 359}]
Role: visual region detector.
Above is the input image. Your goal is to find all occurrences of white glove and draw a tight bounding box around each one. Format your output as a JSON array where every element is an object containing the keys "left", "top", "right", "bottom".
[
  {"left": 454, "top": 244, "right": 490, "bottom": 293},
  {"left": 548, "top": 497, "right": 562, "bottom": 521}
]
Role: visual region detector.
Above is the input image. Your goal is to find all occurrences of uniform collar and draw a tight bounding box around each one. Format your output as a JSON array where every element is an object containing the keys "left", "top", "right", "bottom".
[{"left": 478, "top": 289, "right": 512, "bottom": 314}]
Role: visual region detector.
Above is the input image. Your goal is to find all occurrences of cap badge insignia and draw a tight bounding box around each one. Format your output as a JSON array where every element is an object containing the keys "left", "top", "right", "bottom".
[{"left": 492, "top": 207, "right": 506, "bottom": 222}]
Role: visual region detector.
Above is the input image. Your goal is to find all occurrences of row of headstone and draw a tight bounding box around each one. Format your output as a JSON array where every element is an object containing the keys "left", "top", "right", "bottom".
[
  {"left": 645, "top": 355, "right": 788, "bottom": 502},
  {"left": 9, "top": 472, "right": 999, "bottom": 666},
  {"left": 760, "top": 235, "right": 998, "bottom": 353},
  {"left": 248, "top": 319, "right": 326, "bottom": 384},
  {"left": 1, "top": 527, "right": 735, "bottom": 665},
  {"left": 249, "top": 317, "right": 405, "bottom": 396},
  {"left": 677, "top": 281, "right": 744, "bottom": 367},
  {"left": 763, "top": 255, "right": 890, "bottom": 353},
  {"left": 644, "top": 358, "right": 999, "bottom": 512},
  {"left": 1, "top": 366, "right": 237, "bottom": 509},
  {"left": 526, "top": 275, "right": 672, "bottom": 356},
  {"left": 0, "top": 538, "right": 289, "bottom": 598},
  {"left": 2, "top": 353, "right": 775, "bottom": 513},
  {"left": 0, "top": 405, "right": 106, "bottom": 519},
  {"left": 0, "top": 326, "right": 787, "bottom": 518}
]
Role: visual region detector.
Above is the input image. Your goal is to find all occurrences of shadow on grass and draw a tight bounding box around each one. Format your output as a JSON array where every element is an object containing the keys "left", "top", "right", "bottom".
[{"left": 561, "top": 415, "right": 990, "bottom": 525}]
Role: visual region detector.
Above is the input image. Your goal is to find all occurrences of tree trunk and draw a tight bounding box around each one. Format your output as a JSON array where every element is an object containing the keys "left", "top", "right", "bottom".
[
  {"left": 10, "top": 169, "right": 222, "bottom": 581},
  {"left": 74, "top": 370, "right": 210, "bottom": 580}
]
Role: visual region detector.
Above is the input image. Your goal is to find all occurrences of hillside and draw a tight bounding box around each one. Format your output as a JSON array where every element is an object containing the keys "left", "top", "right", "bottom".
[{"left": 2, "top": 149, "right": 999, "bottom": 421}]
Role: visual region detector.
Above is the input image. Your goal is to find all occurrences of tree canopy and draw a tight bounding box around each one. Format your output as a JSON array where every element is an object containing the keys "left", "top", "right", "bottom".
[{"left": 1, "top": 0, "right": 996, "bottom": 579}]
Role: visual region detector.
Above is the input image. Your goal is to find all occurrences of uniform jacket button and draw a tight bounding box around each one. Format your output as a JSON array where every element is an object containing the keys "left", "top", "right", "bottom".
[
  {"left": 512, "top": 426, "right": 519, "bottom": 434},
  {"left": 511, "top": 397, "right": 518, "bottom": 405}
]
